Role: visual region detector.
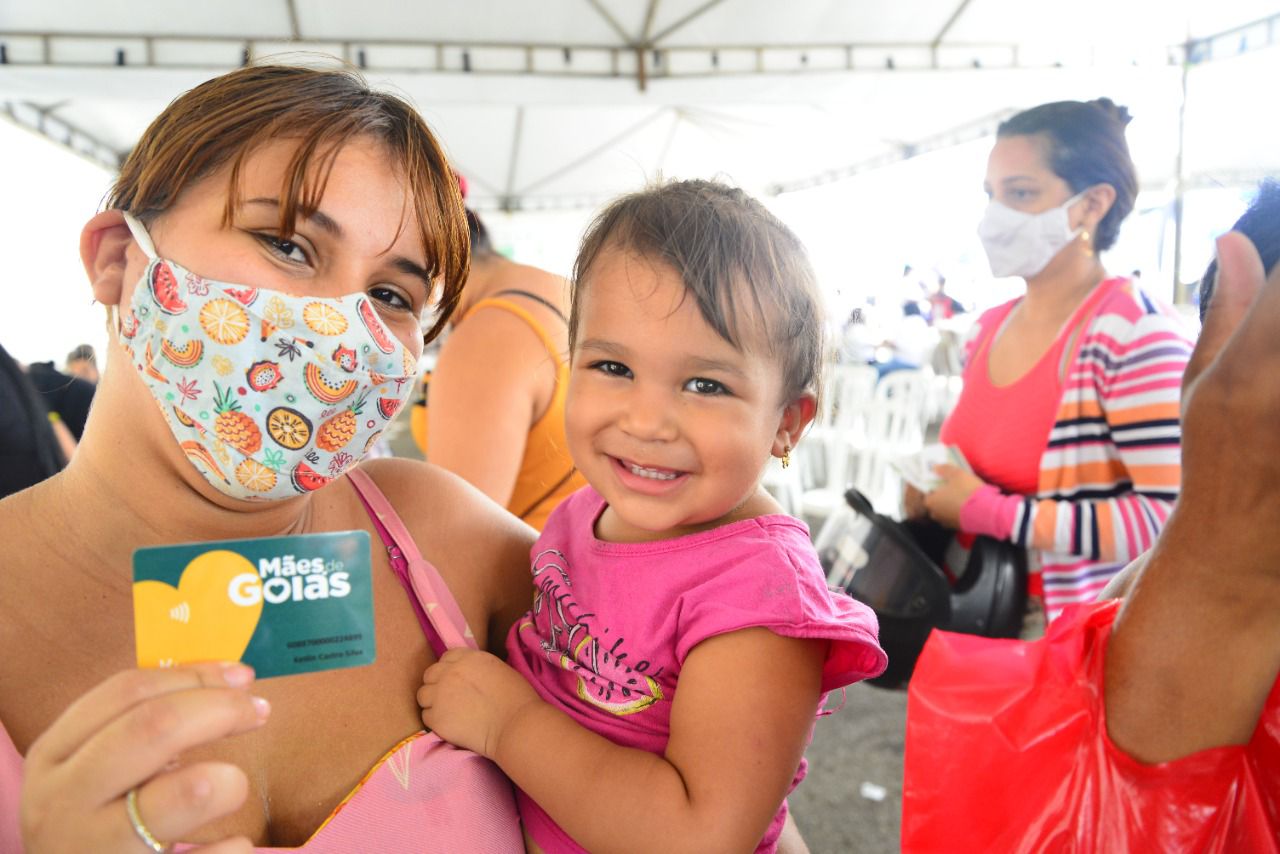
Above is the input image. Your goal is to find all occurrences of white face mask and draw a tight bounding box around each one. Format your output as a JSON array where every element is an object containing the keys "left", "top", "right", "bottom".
[
  {"left": 976, "top": 191, "right": 1087, "bottom": 279},
  {"left": 120, "top": 213, "right": 420, "bottom": 501}
]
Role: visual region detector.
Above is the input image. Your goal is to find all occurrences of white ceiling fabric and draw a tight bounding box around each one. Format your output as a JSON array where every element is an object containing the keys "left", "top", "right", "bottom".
[{"left": 0, "top": 0, "right": 1277, "bottom": 210}]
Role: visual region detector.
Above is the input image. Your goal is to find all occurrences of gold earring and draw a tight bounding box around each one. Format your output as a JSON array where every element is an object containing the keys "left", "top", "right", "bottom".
[{"left": 781, "top": 445, "right": 792, "bottom": 469}]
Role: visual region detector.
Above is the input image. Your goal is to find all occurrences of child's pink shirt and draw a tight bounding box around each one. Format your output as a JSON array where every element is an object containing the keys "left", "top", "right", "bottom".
[{"left": 506, "top": 486, "right": 887, "bottom": 853}]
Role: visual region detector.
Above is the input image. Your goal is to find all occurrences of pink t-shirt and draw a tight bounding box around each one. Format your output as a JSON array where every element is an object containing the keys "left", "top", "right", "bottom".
[{"left": 506, "top": 487, "right": 887, "bottom": 853}]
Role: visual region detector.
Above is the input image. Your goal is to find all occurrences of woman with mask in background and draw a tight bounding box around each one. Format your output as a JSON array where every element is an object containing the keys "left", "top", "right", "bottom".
[
  {"left": 902, "top": 188, "right": 1280, "bottom": 852},
  {"left": 1, "top": 64, "right": 536, "bottom": 851},
  {"left": 909, "top": 99, "right": 1194, "bottom": 621}
]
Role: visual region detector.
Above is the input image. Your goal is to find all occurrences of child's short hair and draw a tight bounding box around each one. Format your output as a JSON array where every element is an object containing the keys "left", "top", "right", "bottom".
[{"left": 570, "top": 179, "right": 825, "bottom": 403}]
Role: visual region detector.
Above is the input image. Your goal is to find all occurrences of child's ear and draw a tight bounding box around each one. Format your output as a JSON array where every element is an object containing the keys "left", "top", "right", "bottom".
[
  {"left": 772, "top": 391, "right": 817, "bottom": 458},
  {"left": 80, "top": 209, "right": 135, "bottom": 307}
]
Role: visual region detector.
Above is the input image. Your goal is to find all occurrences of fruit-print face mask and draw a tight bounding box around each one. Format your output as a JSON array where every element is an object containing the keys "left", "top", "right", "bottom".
[{"left": 120, "top": 212, "right": 419, "bottom": 501}]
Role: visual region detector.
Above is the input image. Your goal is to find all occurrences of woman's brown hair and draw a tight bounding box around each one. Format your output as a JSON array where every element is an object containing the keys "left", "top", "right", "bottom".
[
  {"left": 107, "top": 63, "right": 467, "bottom": 342},
  {"left": 570, "top": 179, "right": 825, "bottom": 404},
  {"left": 997, "top": 98, "right": 1137, "bottom": 252}
]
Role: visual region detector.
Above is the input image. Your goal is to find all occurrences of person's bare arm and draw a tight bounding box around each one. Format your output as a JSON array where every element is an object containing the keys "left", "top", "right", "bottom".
[
  {"left": 426, "top": 306, "right": 553, "bottom": 507},
  {"left": 361, "top": 457, "right": 537, "bottom": 656},
  {"left": 1105, "top": 232, "right": 1280, "bottom": 762}
]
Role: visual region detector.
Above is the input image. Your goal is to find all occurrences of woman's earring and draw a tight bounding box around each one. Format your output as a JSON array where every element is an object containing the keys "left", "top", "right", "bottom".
[{"left": 781, "top": 445, "right": 792, "bottom": 469}]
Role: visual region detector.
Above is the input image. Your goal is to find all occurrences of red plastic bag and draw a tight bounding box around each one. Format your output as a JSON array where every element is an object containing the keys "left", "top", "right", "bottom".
[{"left": 902, "top": 600, "right": 1280, "bottom": 852}]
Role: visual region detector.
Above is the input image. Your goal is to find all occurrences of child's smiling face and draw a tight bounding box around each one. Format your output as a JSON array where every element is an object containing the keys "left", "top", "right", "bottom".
[{"left": 565, "top": 246, "right": 811, "bottom": 543}]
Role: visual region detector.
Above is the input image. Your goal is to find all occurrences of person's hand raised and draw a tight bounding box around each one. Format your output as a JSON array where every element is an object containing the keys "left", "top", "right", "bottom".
[
  {"left": 1107, "top": 231, "right": 1280, "bottom": 763},
  {"left": 1176, "top": 231, "right": 1280, "bottom": 572},
  {"left": 21, "top": 663, "right": 269, "bottom": 853}
]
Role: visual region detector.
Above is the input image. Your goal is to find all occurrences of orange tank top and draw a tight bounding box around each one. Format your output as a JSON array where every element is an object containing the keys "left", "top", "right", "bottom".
[{"left": 415, "top": 290, "right": 585, "bottom": 530}]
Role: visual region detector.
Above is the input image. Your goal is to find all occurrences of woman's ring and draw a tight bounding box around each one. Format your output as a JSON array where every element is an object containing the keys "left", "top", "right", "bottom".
[{"left": 125, "top": 787, "right": 171, "bottom": 853}]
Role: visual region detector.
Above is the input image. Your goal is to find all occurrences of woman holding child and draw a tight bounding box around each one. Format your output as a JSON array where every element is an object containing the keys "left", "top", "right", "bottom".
[{"left": 2, "top": 64, "right": 868, "bottom": 853}]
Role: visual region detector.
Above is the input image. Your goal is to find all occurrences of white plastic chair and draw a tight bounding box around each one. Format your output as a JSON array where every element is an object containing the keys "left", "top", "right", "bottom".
[
  {"left": 817, "top": 364, "right": 878, "bottom": 431},
  {"left": 799, "top": 368, "right": 932, "bottom": 528},
  {"left": 807, "top": 363, "right": 878, "bottom": 486}
]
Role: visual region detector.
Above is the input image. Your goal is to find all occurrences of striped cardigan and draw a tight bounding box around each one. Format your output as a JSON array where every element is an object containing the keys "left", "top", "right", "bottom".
[{"left": 957, "top": 278, "right": 1195, "bottom": 619}]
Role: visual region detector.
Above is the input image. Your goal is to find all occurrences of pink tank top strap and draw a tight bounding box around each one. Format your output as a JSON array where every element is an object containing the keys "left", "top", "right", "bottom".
[{"left": 345, "top": 467, "right": 478, "bottom": 656}]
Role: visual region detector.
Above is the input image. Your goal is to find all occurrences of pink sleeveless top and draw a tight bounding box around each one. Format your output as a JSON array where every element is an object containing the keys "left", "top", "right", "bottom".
[
  {"left": 0, "top": 467, "right": 522, "bottom": 852},
  {"left": 940, "top": 283, "right": 1112, "bottom": 496}
]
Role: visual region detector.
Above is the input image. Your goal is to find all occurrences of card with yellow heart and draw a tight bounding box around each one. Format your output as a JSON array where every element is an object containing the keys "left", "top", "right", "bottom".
[{"left": 133, "top": 531, "right": 375, "bottom": 679}]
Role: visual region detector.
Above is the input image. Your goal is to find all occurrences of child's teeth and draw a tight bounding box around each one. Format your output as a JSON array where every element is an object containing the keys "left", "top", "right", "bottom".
[{"left": 628, "top": 463, "right": 677, "bottom": 480}]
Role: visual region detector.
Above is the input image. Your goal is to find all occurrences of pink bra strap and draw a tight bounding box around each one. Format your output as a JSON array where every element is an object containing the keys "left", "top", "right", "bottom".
[{"left": 346, "top": 468, "right": 478, "bottom": 656}]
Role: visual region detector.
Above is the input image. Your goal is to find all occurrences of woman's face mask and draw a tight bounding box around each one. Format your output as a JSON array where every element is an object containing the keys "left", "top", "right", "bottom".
[
  {"left": 977, "top": 191, "right": 1087, "bottom": 280},
  {"left": 119, "top": 212, "right": 420, "bottom": 501}
]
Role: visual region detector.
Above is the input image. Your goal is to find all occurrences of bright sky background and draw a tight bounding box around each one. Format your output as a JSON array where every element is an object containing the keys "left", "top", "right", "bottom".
[{"left": 0, "top": 119, "right": 114, "bottom": 368}]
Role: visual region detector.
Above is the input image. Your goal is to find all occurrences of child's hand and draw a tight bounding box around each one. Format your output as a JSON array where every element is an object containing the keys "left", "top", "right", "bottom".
[{"left": 417, "top": 648, "right": 541, "bottom": 759}]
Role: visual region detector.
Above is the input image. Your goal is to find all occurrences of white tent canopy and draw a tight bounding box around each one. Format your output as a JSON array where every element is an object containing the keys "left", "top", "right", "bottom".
[{"left": 1, "top": 0, "right": 1278, "bottom": 212}]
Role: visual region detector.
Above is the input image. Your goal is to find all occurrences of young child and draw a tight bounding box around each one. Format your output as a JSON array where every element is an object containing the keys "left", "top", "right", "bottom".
[{"left": 418, "top": 179, "right": 887, "bottom": 853}]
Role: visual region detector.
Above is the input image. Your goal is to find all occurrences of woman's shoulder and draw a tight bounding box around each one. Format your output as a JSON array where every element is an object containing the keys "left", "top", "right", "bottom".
[
  {"left": 353, "top": 457, "right": 535, "bottom": 549},
  {"left": 1085, "top": 278, "right": 1196, "bottom": 345},
  {"left": 1090, "top": 277, "right": 1185, "bottom": 323},
  {"left": 352, "top": 458, "right": 536, "bottom": 648},
  {"left": 956, "top": 298, "right": 1018, "bottom": 360},
  {"left": 976, "top": 297, "right": 1021, "bottom": 326},
  {"left": 970, "top": 298, "right": 1020, "bottom": 336},
  {"left": 495, "top": 262, "right": 570, "bottom": 304},
  {"left": 438, "top": 287, "right": 564, "bottom": 372}
]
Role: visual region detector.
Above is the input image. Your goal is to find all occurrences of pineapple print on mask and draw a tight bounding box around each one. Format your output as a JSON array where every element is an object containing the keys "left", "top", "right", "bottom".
[
  {"left": 212, "top": 383, "right": 262, "bottom": 455},
  {"left": 317, "top": 390, "right": 369, "bottom": 452}
]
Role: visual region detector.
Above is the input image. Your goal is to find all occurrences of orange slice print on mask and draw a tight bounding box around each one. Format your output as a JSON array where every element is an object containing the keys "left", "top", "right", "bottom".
[
  {"left": 266, "top": 407, "right": 312, "bottom": 450},
  {"left": 303, "top": 302, "right": 349, "bottom": 337},
  {"left": 200, "top": 298, "right": 250, "bottom": 346},
  {"left": 235, "top": 459, "right": 278, "bottom": 493}
]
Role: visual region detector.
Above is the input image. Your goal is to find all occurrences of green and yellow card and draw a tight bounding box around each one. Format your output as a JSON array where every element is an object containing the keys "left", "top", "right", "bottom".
[{"left": 133, "top": 531, "right": 375, "bottom": 679}]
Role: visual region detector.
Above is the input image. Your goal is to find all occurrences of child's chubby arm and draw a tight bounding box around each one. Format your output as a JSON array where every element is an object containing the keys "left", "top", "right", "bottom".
[{"left": 418, "top": 628, "right": 825, "bottom": 854}]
